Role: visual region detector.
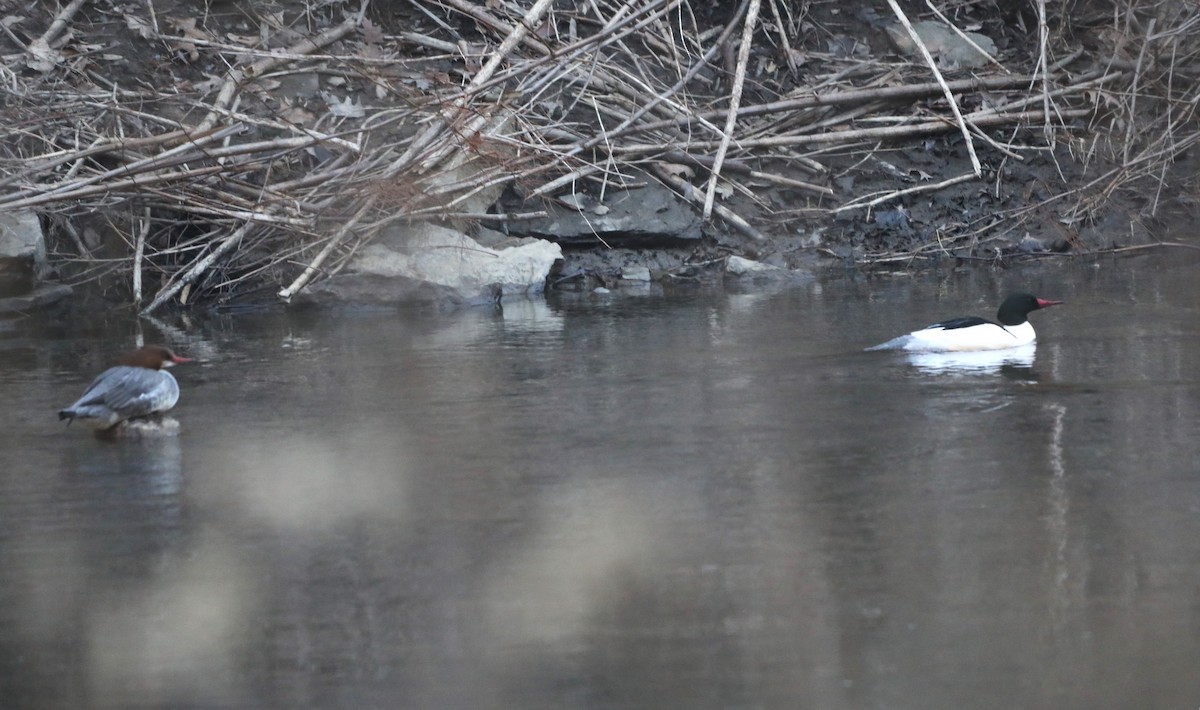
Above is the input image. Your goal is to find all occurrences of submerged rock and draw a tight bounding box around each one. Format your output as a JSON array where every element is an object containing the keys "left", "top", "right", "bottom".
[
  {"left": 0, "top": 283, "right": 72, "bottom": 314},
  {"left": 95, "top": 416, "right": 181, "bottom": 441}
]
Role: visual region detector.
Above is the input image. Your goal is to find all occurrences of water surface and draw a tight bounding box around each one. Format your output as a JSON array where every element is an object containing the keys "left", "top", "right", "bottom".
[{"left": 2, "top": 254, "right": 1199, "bottom": 709}]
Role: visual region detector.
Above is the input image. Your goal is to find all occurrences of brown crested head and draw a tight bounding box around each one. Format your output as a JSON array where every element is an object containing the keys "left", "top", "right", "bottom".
[{"left": 116, "top": 345, "right": 193, "bottom": 370}]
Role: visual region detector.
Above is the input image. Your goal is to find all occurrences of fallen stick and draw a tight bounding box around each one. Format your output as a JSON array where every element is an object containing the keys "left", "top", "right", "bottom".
[
  {"left": 0, "top": 125, "right": 246, "bottom": 206},
  {"left": 886, "top": 0, "right": 981, "bottom": 177},
  {"left": 25, "top": 0, "right": 86, "bottom": 70},
  {"left": 767, "top": 0, "right": 799, "bottom": 75},
  {"left": 132, "top": 207, "right": 149, "bottom": 306},
  {"left": 747, "top": 170, "right": 835, "bottom": 196},
  {"left": 703, "top": 0, "right": 761, "bottom": 220},
  {"left": 833, "top": 172, "right": 976, "bottom": 214},
  {"left": 0, "top": 166, "right": 225, "bottom": 210},
  {"left": 650, "top": 163, "right": 768, "bottom": 242},
  {"left": 0, "top": 124, "right": 236, "bottom": 191},
  {"left": 559, "top": 0, "right": 750, "bottom": 162},
  {"left": 1123, "top": 17, "right": 1156, "bottom": 164},
  {"left": 142, "top": 221, "right": 254, "bottom": 314},
  {"left": 394, "top": 0, "right": 554, "bottom": 170},
  {"left": 277, "top": 198, "right": 378, "bottom": 302},
  {"left": 658, "top": 149, "right": 835, "bottom": 196},
  {"left": 197, "top": 3, "right": 370, "bottom": 132},
  {"left": 611, "top": 108, "right": 1093, "bottom": 153},
  {"left": 39, "top": 0, "right": 87, "bottom": 46},
  {"left": 421, "top": 210, "right": 549, "bottom": 222},
  {"left": 605, "top": 75, "right": 1040, "bottom": 139}
]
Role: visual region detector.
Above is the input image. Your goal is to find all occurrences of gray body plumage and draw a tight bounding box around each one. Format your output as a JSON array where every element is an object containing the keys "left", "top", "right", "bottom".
[{"left": 58, "top": 366, "right": 180, "bottom": 430}]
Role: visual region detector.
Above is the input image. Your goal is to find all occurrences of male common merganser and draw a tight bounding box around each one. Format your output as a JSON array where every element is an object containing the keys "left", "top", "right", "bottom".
[
  {"left": 865, "top": 293, "right": 1062, "bottom": 352},
  {"left": 58, "top": 345, "right": 192, "bottom": 430}
]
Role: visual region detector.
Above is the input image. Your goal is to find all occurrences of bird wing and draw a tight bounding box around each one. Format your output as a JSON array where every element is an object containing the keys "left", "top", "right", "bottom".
[
  {"left": 924, "top": 316, "right": 994, "bottom": 331},
  {"left": 71, "top": 367, "right": 177, "bottom": 417}
]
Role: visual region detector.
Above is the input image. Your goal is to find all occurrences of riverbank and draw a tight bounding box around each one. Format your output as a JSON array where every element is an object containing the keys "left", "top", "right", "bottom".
[{"left": 1, "top": 0, "right": 1197, "bottom": 311}]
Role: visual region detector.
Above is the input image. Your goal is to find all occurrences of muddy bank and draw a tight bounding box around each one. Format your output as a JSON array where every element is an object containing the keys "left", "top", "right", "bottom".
[{"left": 1, "top": 1, "right": 1197, "bottom": 310}]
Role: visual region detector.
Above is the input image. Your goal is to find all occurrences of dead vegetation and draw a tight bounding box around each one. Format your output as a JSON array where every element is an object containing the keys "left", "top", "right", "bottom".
[{"left": 0, "top": 0, "right": 1197, "bottom": 310}]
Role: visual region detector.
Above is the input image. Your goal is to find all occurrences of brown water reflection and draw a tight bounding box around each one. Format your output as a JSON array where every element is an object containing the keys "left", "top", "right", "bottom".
[{"left": 2, "top": 254, "right": 1200, "bottom": 708}]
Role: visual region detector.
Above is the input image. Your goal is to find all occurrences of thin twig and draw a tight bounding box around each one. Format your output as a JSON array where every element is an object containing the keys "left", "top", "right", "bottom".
[{"left": 833, "top": 172, "right": 976, "bottom": 214}]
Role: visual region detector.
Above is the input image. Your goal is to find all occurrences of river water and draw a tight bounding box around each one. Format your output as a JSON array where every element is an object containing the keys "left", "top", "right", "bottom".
[{"left": 1, "top": 253, "right": 1199, "bottom": 709}]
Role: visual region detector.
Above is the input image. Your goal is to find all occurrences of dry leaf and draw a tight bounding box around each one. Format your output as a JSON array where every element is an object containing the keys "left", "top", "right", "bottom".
[
  {"left": 280, "top": 105, "right": 316, "bottom": 126},
  {"left": 168, "top": 16, "right": 207, "bottom": 62},
  {"left": 321, "top": 92, "right": 365, "bottom": 118},
  {"left": 25, "top": 38, "right": 60, "bottom": 73},
  {"left": 360, "top": 18, "right": 384, "bottom": 45},
  {"left": 125, "top": 14, "right": 156, "bottom": 39},
  {"left": 170, "top": 39, "right": 199, "bottom": 62},
  {"left": 249, "top": 78, "right": 282, "bottom": 93},
  {"left": 194, "top": 73, "right": 224, "bottom": 93},
  {"left": 169, "top": 17, "right": 207, "bottom": 41},
  {"left": 658, "top": 162, "right": 695, "bottom": 180}
]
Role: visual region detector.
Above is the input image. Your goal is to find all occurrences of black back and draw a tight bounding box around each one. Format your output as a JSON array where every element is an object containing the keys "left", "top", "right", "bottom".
[{"left": 925, "top": 316, "right": 994, "bottom": 331}]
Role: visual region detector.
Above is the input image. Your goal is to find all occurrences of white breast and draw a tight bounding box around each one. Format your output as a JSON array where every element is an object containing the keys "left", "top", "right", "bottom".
[{"left": 902, "top": 321, "right": 1036, "bottom": 352}]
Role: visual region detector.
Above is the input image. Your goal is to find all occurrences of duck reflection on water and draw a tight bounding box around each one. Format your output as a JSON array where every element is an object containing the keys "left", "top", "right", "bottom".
[{"left": 905, "top": 343, "right": 1038, "bottom": 378}]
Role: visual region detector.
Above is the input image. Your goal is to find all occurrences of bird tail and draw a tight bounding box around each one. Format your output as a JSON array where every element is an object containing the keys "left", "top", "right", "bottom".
[
  {"left": 864, "top": 336, "right": 910, "bottom": 352},
  {"left": 58, "top": 409, "right": 75, "bottom": 425}
]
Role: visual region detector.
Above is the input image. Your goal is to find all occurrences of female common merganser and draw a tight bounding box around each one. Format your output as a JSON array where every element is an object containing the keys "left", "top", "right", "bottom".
[
  {"left": 58, "top": 345, "right": 192, "bottom": 430},
  {"left": 866, "top": 293, "right": 1062, "bottom": 352}
]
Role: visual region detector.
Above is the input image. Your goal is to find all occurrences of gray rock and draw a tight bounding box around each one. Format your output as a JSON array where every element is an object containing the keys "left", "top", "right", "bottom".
[
  {"left": 299, "top": 222, "right": 561, "bottom": 307},
  {"left": 1018, "top": 235, "right": 1047, "bottom": 253},
  {"left": 0, "top": 283, "right": 72, "bottom": 313},
  {"left": 515, "top": 178, "right": 703, "bottom": 246},
  {"left": 0, "top": 210, "right": 45, "bottom": 296},
  {"left": 886, "top": 21, "right": 997, "bottom": 69},
  {"left": 620, "top": 266, "right": 651, "bottom": 282},
  {"left": 725, "top": 256, "right": 781, "bottom": 276}
]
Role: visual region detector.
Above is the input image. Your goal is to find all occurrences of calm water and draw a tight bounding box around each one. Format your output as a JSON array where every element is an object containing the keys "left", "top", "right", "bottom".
[{"left": 1, "top": 254, "right": 1199, "bottom": 709}]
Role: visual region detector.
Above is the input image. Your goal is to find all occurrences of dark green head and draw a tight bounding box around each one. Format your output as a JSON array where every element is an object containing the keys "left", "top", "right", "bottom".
[{"left": 997, "top": 293, "right": 1062, "bottom": 326}]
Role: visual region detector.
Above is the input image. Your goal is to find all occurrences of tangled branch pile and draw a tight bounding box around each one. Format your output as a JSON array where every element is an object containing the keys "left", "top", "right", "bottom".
[{"left": 0, "top": 0, "right": 1196, "bottom": 311}]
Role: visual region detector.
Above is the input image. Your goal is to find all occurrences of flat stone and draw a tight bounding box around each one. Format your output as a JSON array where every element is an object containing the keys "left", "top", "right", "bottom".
[
  {"left": 726, "top": 256, "right": 781, "bottom": 275},
  {"left": 620, "top": 266, "right": 651, "bottom": 282},
  {"left": 886, "top": 21, "right": 997, "bottom": 69},
  {"left": 299, "top": 222, "right": 562, "bottom": 307},
  {"left": 0, "top": 283, "right": 72, "bottom": 314},
  {"left": 515, "top": 178, "right": 703, "bottom": 246}
]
